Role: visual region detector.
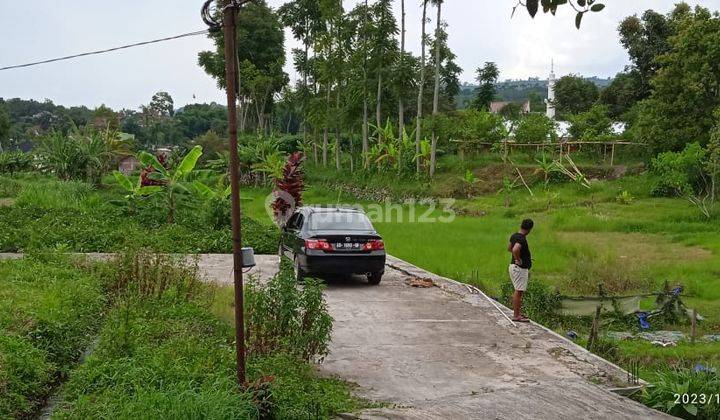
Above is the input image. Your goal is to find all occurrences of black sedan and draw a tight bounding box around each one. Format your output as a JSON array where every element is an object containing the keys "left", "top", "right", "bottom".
[{"left": 279, "top": 207, "right": 386, "bottom": 285}]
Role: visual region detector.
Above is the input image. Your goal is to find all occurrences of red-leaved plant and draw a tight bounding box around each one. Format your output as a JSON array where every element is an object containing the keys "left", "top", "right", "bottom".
[
  {"left": 272, "top": 152, "right": 305, "bottom": 226},
  {"left": 140, "top": 153, "right": 168, "bottom": 187}
]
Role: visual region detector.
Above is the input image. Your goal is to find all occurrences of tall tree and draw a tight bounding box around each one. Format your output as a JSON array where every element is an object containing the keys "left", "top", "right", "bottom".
[
  {"left": 599, "top": 70, "right": 643, "bottom": 120},
  {"left": 199, "top": 0, "right": 287, "bottom": 134},
  {"left": 0, "top": 104, "right": 10, "bottom": 151},
  {"left": 633, "top": 5, "right": 720, "bottom": 154},
  {"left": 359, "top": 0, "right": 371, "bottom": 167},
  {"left": 429, "top": 0, "right": 443, "bottom": 177},
  {"left": 473, "top": 62, "right": 499, "bottom": 110},
  {"left": 554, "top": 75, "right": 599, "bottom": 116},
  {"left": 278, "top": 0, "right": 323, "bottom": 147},
  {"left": 618, "top": 7, "right": 679, "bottom": 99},
  {"left": 398, "top": 0, "right": 407, "bottom": 138},
  {"left": 415, "top": 0, "right": 429, "bottom": 173},
  {"left": 371, "top": 0, "right": 399, "bottom": 129}
]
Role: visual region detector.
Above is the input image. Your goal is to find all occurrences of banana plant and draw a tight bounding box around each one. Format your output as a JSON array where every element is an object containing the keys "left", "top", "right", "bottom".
[
  {"left": 459, "top": 169, "right": 481, "bottom": 198},
  {"left": 251, "top": 151, "right": 286, "bottom": 184},
  {"left": 138, "top": 145, "right": 203, "bottom": 223},
  {"left": 414, "top": 138, "right": 432, "bottom": 172},
  {"left": 498, "top": 175, "right": 519, "bottom": 208},
  {"left": 112, "top": 171, "right": 163, "bottom": 213},
  {"left": 534, "top": 152, "right": 560, "bottom": 187},
  {"left": 192, "top": 176, "right": 232, "bottom": 229}
]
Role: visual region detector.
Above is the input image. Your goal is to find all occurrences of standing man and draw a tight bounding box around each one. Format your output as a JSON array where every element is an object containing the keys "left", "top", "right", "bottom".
[{"left": 508, "top": 219, "right": 534, "bottom": 322}]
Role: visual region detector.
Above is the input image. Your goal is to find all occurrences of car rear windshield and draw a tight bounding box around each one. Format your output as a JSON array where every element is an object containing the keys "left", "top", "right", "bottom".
[{"left": 308, "top": 212, "right": 373, "bottom": 231}]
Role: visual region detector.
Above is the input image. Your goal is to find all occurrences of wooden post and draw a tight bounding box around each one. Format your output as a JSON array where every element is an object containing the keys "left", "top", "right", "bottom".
[
  {"left": 221, "top": 1, "right": 248, "bottom": 387},
  {"left": 587, "top": 304, "right": 602, "bottom": 352},
  {"left": 610, "top": 143, "right": 616, "bottom": 167},
  {"left": 691, "top": 309, "right": 697, "bottom": 344}
]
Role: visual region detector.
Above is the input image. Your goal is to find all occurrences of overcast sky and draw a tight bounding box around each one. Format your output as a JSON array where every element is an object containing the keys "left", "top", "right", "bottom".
[{"left": 1, "top": 0, "right": 717, "bottom": 110}]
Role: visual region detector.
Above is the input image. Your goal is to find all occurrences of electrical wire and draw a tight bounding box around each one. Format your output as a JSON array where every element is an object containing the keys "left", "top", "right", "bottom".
[{"left": 0, "top": 29, "right": 210, "bottom": 72}]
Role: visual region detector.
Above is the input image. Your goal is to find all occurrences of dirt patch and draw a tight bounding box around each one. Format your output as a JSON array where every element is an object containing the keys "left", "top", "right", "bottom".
[
  {"left": 0, "top": 198, "right": 15, "bottom": 207},
  {"left": 557, "top": 231, "right": 712, "bottom": 267},
  {"left": 405, "top": 277, "right": 435, "bottom": 288}
]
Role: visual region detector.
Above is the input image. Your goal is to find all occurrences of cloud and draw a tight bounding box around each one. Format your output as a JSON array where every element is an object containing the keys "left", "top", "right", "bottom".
[{"left": 1, "top": 0, "right": 717, "bottom": 109}]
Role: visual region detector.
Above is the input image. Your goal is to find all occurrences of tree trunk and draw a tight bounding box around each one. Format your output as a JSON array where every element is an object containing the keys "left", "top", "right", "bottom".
[
  {"left": 335, "top": 85, "right": 342, "bottom": 171},
  {"left": 375, "top": 1, "right": 385, "bottom": 131},
  {"left": 302, "top": 40, "right": 309, "bottom": 145},
  {"left": 323, "top": 84, "right": 330, "bottom": 166},
  {"left": 362, "top": 0, "right": 370, "bottom": 169},
  {"left": 429, "top": 1, "right": 442, "bottom": 178},
  {"left": 398, "top": 0, "right": 406, "bottom": 139},
  {"left": 350, "top": 127, "right": 355, "bottom": 173},
  {"left": 363, "top": 99, "right": 369, "bottom": 168},
  {"left": 415, "top": 1, "right": 428, "bottom": 174},
  {"left": 376, "top": 72, "right": 383, "bottom": 130},
  {"left": 313, "top": 128, "right": 318, "bottom": 164}
]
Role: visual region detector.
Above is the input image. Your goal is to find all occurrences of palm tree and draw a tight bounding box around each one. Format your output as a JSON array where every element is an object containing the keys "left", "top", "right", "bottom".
[
  {"left": 429, "top": 0, "right": 443, "bottom": 177},
  {"left": 415, "top": 0, "right": 429, "bottom": 174}
]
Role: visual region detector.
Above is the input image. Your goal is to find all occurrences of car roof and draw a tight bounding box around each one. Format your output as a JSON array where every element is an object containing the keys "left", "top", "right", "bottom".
[{"left": 301, "top": 206, "right": 365, "bottom": 214}]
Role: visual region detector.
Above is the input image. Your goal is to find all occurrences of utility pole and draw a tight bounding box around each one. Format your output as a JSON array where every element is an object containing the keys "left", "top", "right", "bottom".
[{"left": 202, "top": 0, "right": 252, "bottom": 388}]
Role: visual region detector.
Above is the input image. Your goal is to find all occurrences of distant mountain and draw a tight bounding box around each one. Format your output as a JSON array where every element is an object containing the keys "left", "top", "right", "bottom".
[{"left": 456, "top": 76, "right": 614, "bottom": 109}]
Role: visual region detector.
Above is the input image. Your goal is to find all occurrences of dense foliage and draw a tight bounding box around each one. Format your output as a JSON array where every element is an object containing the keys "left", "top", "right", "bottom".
[
  {"left": 643, "top": 366, "right": 720, "bottom": 419},
  {"left": 0, "top": 256, "right": 107, "bottom": 418},
  {"left": 514, "top": 113, "right": 557, "bottom": 143},
  {"left": 629, "top": 5, "right": 720, "bottom": 154},
  {"left": 553, "top": 74, "right": 599, "bottom": 117}
]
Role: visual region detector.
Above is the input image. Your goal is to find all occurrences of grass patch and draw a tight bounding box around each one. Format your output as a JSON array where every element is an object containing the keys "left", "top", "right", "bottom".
[
  {"left": 0, "top": 176, "right": 278, "bottom": 254},
  {"left": 0, "top": 255, "right": 108, "bottom": 418},
  {"left": 54, "top": 252, "right": 367, "bottom": 419}
]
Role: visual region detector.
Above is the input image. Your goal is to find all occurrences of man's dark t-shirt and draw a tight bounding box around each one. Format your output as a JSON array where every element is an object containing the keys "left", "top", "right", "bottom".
[{"left": 509, "top": 233, "right": 532, "bottom": 269}]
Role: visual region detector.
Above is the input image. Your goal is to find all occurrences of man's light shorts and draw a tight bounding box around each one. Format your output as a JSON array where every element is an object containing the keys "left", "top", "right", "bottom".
[{"left": 508, "top": 264, "right": 529, "bottom": 292}]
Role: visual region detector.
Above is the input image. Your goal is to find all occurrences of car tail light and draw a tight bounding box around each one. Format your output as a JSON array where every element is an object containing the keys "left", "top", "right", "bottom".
[
  {"left": 363, "top": 240, "right": 385, "bottom": 251},
  {"left": 305, "top": 239, "right": 333, "bottom": 251}
]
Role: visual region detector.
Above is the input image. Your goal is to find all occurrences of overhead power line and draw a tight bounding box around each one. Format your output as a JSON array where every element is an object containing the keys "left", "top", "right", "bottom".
[{"left": 0, "top": 29, "right": 210, "bottom": 72}]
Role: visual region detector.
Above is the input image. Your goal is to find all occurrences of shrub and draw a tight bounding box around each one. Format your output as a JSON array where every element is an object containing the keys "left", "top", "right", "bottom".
[
  {"left": 651, "top": 142, "right": 707, "bottom": 197},
  {"left": 0, "top": 151, "right": 33, "bottom": 175},
  {"left": 514, "top": 113, "right": 558, "bottom": 144},
  {"left": 644, "top": 366, "right": 720, "bottom": 419},
  {"left": 36, "top": 126, "right": 130, "bottom": 185},
  {"left": 616, "top": 189, "right": 635, "bottom": 205},
  {"left": 567, "top": 104, "right": 614, "bottom": 141},
  {"left": 501, "top": 280, "right": 562, "bottom": 326},
  {"left": 245, "top": 259, "right": 333, "bottom": 361}
]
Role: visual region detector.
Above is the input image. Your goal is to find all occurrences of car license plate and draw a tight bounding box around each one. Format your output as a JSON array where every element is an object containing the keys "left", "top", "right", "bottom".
[{"left": 335, "top": 242, "right": 359, "bottom": 249}]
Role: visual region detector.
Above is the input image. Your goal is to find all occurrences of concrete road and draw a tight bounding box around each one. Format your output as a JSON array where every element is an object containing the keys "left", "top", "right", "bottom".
[
  {"left": 194, "top": 254, "right": 667, "bottom": 419},
  {"left": 1, "top": 253, "right": 668, "bottom": 419}
]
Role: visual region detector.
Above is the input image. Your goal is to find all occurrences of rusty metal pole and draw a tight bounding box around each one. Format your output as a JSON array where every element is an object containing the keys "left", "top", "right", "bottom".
[{"left": 223, "top": 3, "right": 246, "bottom": 387}]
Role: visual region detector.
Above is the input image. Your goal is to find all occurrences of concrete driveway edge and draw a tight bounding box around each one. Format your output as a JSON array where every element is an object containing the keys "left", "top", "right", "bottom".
[{"left": 384, "top": 255, "right": 648, "bottom": 389}]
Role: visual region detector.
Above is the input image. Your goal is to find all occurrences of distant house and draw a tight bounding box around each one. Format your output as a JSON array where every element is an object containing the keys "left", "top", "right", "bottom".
[
  {"left": 118, "top": 156, "right": 141, "bottom": 175},
  {"left": 489, "top": 100, "right": 531, "bottom": 115}
]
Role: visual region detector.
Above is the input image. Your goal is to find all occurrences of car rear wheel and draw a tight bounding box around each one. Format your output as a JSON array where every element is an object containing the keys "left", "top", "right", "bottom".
[
  {"left": 367, "top": 271, "right": 383, "bottom": 285},
  {"left": 293, "top": 256, "right": 306, "bottom": 282}
]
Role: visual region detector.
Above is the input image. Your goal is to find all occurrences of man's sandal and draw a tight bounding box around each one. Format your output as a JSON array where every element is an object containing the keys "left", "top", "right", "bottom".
[{"left": 512, "top": 316, "right": 530, "bottom": 323}]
